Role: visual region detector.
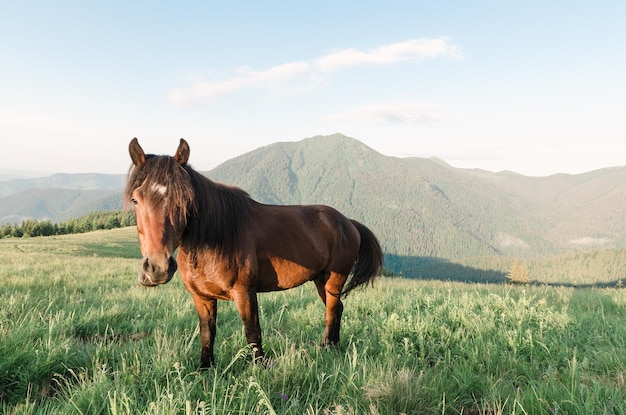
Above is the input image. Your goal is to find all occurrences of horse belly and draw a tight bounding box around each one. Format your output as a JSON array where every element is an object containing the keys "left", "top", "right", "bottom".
[{"left": 256, "top": 257, "right": 318, "bottom": 292}]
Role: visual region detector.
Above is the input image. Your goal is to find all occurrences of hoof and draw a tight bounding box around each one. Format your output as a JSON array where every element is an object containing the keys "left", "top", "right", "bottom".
[
  {"left": 320, "top": 340, "right": 340, "bottom": 349},
  {"left": 199, "top": 359, "right": 215, "bottom": 371},
  {"left": 256, "top": 356, "right": 275, "bottom": 368}
]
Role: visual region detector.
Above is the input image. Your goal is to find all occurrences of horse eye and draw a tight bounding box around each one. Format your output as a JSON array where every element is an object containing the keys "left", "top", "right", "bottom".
[{"left": 131, "top": 197, "right": 138, "bottom": 205}]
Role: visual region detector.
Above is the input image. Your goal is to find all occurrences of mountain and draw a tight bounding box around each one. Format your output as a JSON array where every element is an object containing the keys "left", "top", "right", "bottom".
[
  {"left": 0, "top": 169, "right": 53, "bottom": 181},
  {"left": 0, "top": 189, "right": 122, "bottom": 224},
  {"left": 0, "top": 173, "right": 125, "bottom": 197},
  {"left": 2, "top": 134, "right": 625, "bottom": 277},
  {"left": 208, "top": 134, "right": 626, "bottom": 261},
  {"left": 0, "top": 174, "right": 125, "bottom": 224}
]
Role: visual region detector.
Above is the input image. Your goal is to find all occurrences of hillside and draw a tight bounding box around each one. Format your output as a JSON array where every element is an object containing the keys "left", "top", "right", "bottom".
[
  {"left": 209, "top": 136, "right": 501, "bottom": 265},
  {"left": 0, "top": 173, "right": 125, "bottom": 197},
  {"left": 0, "top": 188, "right": 122, "bottom": 224},
  {"left": 477, "top": 168, "right": 626, "bottom": 248},
  {"left": 0, "top": 173, "right": 125, "bottom": 224},
  {"left": 208, "top": 134, "right": 626, "bottom": 267},
  {"left": 2, "top": 134, "right": 625, "bottom": 277}
]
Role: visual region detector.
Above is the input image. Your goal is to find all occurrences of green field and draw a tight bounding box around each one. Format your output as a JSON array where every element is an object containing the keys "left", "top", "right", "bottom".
[{"left": 2, "top": 228, "right": 626, "bottom": 414}]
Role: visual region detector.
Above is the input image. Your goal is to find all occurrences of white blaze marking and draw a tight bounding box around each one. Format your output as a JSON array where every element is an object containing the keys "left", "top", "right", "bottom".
[{"left": 151, "top": 183, "right": 167, "bottom": 196}]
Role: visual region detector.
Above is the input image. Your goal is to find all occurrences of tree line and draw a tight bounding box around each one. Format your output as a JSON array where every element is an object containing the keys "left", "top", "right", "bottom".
[{"left": 0, "top": 210, "right": 136, "bottom": 238}]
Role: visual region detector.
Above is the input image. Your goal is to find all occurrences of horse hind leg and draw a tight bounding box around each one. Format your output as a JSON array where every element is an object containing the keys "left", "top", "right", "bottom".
[{"left": 315, "top": 271, "right": 346, "bottom": 347}]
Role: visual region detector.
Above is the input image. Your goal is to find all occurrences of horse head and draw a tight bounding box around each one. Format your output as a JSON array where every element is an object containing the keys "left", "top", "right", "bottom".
[{"left": 126, "top": 138, "right": 193, "bottom": 286}]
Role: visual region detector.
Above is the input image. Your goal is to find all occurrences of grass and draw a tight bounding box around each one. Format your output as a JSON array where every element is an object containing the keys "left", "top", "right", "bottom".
[{"left": 2, "top": 228, "right": 626, "bottom": 414}]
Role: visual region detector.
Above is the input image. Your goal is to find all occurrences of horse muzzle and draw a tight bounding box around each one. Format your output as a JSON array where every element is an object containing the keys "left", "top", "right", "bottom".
[{"left": 138, "top": 255, "right": 177, "bottom": 286}]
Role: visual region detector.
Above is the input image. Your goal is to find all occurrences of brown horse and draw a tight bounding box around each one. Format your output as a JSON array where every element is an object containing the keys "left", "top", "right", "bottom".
[{"left": 125, "top": 138, "right": 383, "bottom": 368}]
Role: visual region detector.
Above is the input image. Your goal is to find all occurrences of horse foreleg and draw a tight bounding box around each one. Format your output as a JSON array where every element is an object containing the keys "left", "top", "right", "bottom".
[
  {"left": 193, "top": 296, "right": 217, "bottom": 369},
  {"left": 233, "top": 289, "right": 264, "bottom": 362}
]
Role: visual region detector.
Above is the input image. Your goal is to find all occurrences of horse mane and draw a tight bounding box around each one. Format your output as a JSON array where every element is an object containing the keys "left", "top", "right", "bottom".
[
  {"left": 125, "top": 155, "right": 253, "bottom": 261},
  {"left": 182, "top": 165, "right": 253, "bottom": 260}
]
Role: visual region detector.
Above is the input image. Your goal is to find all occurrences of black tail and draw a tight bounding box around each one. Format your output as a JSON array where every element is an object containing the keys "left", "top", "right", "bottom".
[{"left": 342, "top": 220, "right": 383, "bottom": 296}]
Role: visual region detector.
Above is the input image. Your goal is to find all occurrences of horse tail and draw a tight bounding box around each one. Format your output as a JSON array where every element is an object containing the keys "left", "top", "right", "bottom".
[{"left": 342, "top": 220, "right": 384, "bottom": 296}]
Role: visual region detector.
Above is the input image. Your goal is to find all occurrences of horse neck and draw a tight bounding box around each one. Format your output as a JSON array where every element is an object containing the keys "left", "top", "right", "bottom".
[{"left": 181, "top": 169, "right": 252, "bottom": 257}]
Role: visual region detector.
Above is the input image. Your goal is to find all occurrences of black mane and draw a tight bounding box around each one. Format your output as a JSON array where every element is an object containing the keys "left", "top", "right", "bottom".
[{"left": 182, "top": 165, "right": 253, "bottom": 260}]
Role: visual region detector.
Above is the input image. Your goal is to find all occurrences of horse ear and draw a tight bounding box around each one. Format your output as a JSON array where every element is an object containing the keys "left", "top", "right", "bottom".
[
  {"left": 174, "top": 138, "right": 190, "bottom": 166},
  {"left": 129, "top": 137, "right": 146, "bottom": 166}
]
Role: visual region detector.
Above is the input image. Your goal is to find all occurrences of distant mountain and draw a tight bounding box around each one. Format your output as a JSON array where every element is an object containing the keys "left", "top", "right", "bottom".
[
  {"left": 0, "top": 169, "right": 53, "bottom": 182},
  {"left": 208, "top": 134, "right": 626, "bottom": 262},
  {"left": 0, "top": 173, "right": 125, "bottom": 224},
  {"left": 0, "top": 173, "right": 125, "bottom": 197},
  {"left": 2, "top": 134, "right": 625, "bottom": 277},
  {"left": 0, "top": 188, "right": 122, "bottom": 224}
]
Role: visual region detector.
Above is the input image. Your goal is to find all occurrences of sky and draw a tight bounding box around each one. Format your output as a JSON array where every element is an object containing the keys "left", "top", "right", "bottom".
[{"left": 1, "top": 1, "right": 625, "bottom": 177}]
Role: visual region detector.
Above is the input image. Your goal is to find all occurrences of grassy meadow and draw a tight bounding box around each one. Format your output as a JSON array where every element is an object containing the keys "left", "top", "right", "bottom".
[{"left": 2, "top": 228, "right": 626, "bottom": 414}]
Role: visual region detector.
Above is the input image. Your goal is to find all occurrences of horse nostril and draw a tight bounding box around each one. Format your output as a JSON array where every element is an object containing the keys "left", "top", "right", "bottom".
[{"left": 142, "top": 257, "right": 155, "bottom": 274}]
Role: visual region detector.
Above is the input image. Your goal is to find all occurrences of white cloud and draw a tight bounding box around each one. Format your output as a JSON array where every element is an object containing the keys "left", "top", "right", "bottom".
[
  {"left": 328, "top": 102, "right": 443, "bottom": 124},
  {"left": 169, "top": 61, "right": 313, "bottom": 107},
  {"left": 169, "top": 37, "right": 461, "bottom": 107},
  {"left": 316, "top": 38, "right": 462, "bottom": 72}
]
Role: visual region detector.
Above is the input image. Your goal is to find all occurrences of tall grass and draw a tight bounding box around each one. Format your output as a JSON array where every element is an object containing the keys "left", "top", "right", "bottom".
[{"left": 2, "top": 228, "right": 626, "bottom": 414}]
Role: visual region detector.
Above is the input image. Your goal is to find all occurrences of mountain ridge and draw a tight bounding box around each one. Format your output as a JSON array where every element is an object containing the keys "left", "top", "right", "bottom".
[
  {"left": 2, "top": 134, "right": 624, "bottom": 275},
  {"left": 207, "top": 134, "right": 626, "bottom": 261}
]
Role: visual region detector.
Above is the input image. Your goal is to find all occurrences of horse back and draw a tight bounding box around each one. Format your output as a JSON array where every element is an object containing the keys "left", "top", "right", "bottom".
[{"left": 249, "top": 203, "right": 361, "bottom": 291}]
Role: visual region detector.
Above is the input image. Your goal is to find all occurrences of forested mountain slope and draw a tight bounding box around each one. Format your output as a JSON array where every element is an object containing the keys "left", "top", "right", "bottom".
[
  {"left": 209, "top": 134, "right": 626, "bottom": 267},
  {"left": 2, "top": 134, "right": 624, "bottom": 278},
  {"left": 0, "top": 189, "right": 121, "bottom": 224}
]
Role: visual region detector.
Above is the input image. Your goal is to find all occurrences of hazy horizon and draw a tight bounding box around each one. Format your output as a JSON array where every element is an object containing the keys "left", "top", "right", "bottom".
[{"left": 2, "top": 133, "right": 625, "bottom": 180}]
